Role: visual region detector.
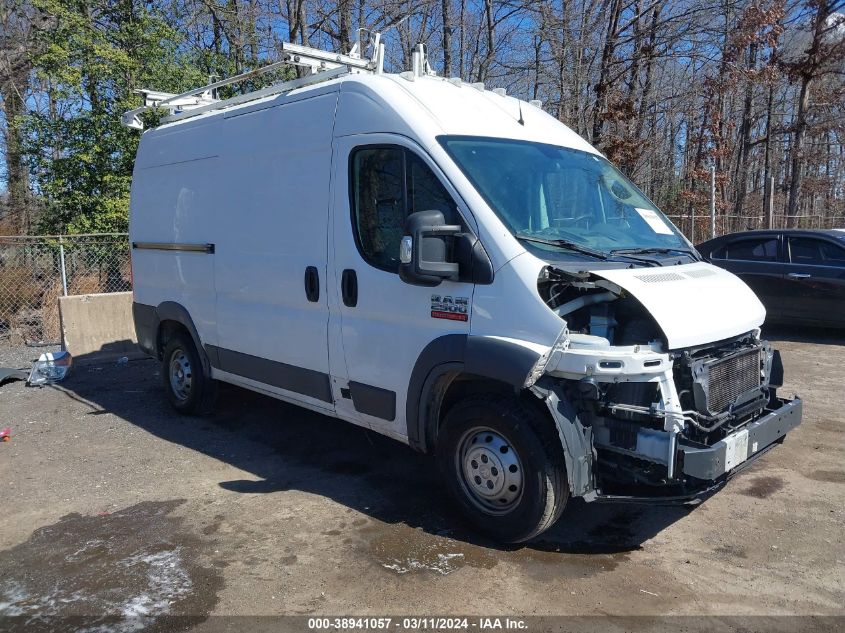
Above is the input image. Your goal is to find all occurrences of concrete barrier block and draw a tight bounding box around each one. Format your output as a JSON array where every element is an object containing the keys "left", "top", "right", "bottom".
[{"left": 59, "top": 292, "right": 144, "bottom": 363}]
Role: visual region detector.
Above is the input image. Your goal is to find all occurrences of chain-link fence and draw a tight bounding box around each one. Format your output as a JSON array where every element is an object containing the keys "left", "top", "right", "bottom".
[
  {"left": 666, "top": 214, "right": 845, "bottom": 244},
  {"left": 0, "top": 234, "right": 132, "bottom": 346}
]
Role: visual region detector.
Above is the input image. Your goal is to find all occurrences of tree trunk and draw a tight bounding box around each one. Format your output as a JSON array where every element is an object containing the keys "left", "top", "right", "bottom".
[
  {"left": 592, "top": 0, "right": 622, "bottom": 147},
  {"left": 226, "top": 0, "right": 243, "bottom": 73},
  {"left": 786, "top": 1, "right": 831, "bottom": 226},
  {"left": 298, "top": 0, "right": 309, "bottom": 45},
  {"left": 339, "top": 0, "right": 352, "bottom": 53},
  {"left": 632, "top": 2, "right": 661, "bottom": 142},
  {"left": 732, "top": 41, "right": 757, "bottom": 218},
  {"left": 1, "top": 78, "right": 29, "bottom": 233},
  {"left": 476, "top": 0, "right": 495, "bottom": 82},
  {"left": 458, "top": 0, "right": 466, "bottom": 78},
  {"left": 556, "top": 1, "right": 569, "bottom": 121},
  {"left": 786, "top": 74, "right": 811, "bottom": 227},
  {"left": 441, "top": 0, "right": 452, "bottom": 76},
  {"left": 762, "top": 84, "right": 774, "bottom": 225}
]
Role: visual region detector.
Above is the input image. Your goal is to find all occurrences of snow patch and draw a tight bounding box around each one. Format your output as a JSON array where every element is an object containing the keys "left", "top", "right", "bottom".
[
  {"left": 381, "top": 552, "right": 465, "bottom": 575},
  {"left": 0, "top": 548, "right": 193, "bottom": 633}
]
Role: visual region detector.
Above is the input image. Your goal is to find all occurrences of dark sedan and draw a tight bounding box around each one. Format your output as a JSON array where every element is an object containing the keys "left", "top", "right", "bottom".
[{"left": 697, "top": 229, "right": 845, "bottom": 328}]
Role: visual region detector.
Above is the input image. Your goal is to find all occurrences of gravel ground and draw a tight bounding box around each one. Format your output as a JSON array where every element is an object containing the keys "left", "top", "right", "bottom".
[{"left": 0, "top": 327, "right": 843, "bottom": 632}]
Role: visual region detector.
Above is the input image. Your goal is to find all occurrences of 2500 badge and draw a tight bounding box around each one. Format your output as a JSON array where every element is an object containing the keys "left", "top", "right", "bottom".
[{"left": 431, "top": 295, "right": 469, "bottom": 322}]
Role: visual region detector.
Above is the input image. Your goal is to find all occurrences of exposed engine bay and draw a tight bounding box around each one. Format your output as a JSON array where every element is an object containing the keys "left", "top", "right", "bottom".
[{"left": 536, "top": 265, "right": 788, "bottom": 497}]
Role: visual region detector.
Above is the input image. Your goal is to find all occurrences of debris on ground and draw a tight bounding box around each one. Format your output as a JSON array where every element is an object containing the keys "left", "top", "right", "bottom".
[
  {"left": 27, "top": 351, "right": 73, "bottom": 386},
  {"left": 0, "top": 368, "right": 29, "bottom": 387},
  {"left": 0, "top": 427, "right": 10, "bottom": 442}
]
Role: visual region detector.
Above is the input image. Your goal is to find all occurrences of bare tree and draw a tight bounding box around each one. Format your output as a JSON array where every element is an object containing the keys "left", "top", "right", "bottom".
[{"left": 785, "top": 1, "right": 845, "bottom": 225}]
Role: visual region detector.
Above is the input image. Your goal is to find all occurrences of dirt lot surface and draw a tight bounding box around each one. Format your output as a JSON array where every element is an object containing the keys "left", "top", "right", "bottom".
[{"left": 0, "top": 327, "right": 843, "bottom": 631}]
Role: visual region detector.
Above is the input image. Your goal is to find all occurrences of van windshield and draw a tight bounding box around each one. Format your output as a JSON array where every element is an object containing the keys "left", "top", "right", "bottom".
[{"left": 439, "top": 136, "right": 693, "bottom": 260}]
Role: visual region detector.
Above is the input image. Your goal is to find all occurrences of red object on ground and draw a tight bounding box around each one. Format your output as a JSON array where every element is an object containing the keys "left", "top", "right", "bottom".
[{"left": 0, "top": 427, "right": 10, "bottom": 442}]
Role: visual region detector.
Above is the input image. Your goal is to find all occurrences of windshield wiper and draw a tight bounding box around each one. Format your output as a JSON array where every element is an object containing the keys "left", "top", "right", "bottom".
[
  {"left": 515, "top": 234, "right": 608, "bottom": 260},
  {"left": 610, "top": 247, "right": 697, "bottom": 259}
]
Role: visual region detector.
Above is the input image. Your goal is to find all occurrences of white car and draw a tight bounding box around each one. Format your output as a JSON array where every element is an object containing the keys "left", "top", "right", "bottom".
[{"left": 127, "top": 40, "right": 801, "bottom": 542}]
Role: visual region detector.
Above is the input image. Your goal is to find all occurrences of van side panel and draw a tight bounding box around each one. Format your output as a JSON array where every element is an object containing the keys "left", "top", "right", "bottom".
[
  {"left": 212, "top": 92, "right": 338, "bottom": 408},
  {"left": 129, "top": 118, "right": 223, "bottom": 351}
]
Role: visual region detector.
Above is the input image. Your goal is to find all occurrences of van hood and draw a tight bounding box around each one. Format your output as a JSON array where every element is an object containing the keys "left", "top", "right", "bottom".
[{"left": 588, "top": 262, "right": 765, "bottom": 349}]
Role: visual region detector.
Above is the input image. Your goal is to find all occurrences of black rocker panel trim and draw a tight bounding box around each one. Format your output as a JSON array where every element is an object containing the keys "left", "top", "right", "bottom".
[
  {"left": 132, "top": 302, "right": 158, "bottom": 357},
  {"left": 205, "top": 344, "right": 333, "bottom": 403},
  {"left": 349, "top": 381, "right": 396, "bottom": 421}
]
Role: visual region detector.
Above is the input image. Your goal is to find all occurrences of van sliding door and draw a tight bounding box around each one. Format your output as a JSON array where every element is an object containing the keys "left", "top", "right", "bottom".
[{"left": 211, "top": 92, "right": 337, "bottom": 411}]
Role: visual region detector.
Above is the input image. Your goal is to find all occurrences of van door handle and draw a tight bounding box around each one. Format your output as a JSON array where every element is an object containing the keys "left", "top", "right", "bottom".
[
  {"left": 304, "top": 266, "right": 319, "bottom": 302},
  {"left": 341, "top": 269, "right": 358, "bottom": 307},
  {"left": 787, "top": 273, "right": 811, "bottom": 279}
]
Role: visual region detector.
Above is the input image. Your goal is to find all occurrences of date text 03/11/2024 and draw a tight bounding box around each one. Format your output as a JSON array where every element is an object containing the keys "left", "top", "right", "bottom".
[{"left": 307, "top": 617, "right": 528, "bottom": 630}]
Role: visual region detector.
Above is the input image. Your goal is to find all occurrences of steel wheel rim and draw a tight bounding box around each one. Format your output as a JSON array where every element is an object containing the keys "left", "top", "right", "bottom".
[
  {"left": 169, "top": 349, "right": 193, "bottom": 401},
  {"left": 455, "top": 426, "right": 524, "bottom": 515}
]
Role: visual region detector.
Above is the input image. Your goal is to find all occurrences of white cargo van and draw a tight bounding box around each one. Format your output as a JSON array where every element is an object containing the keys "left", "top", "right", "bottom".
[{"left": 126, "top": 38, "right": 801, "bottom": 542}]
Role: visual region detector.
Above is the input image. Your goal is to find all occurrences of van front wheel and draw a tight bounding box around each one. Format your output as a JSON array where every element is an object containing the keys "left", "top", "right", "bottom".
[
  {"left": 437, "top": 395, "right": 569, "bottom": 543},
  {"left": 161, "top": 331, "right": 217, "bottom": 415}
]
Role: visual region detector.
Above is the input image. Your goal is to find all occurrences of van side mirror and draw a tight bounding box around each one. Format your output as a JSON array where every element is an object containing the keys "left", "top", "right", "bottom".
[{"left": 399, "top": 210, "right": 461, "bottom": 286}]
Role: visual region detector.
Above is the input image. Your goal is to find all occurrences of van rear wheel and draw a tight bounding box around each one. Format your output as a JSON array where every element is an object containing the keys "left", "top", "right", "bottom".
[
  {"left": 437, "top": 395, "right": 569, "bottom": 543},
  {"left": 161, "top": 331, "right": 217, "bottom": 415}
]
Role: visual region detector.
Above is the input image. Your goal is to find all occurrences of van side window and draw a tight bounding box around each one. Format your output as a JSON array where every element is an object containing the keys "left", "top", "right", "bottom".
[
  {"left": 352, "top": 146, "right": 455, "bottom": 272},
  {"left": 351, "top": 148, "right": 405, "bottom": 271},
  {"left": 407, "top": 152, "right": 454, "bottom": 218}
]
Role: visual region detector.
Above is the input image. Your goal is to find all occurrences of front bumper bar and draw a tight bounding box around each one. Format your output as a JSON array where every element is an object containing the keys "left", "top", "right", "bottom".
[
  {"left": 587, "top": 396, "right": 802, "bottom": 505},
  {"left": 680, "top": 396, "right": 802, "bottom": 481}
]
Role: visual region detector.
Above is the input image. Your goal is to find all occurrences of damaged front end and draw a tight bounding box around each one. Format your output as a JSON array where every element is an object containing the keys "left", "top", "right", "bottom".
[{"left": 530, "top": 264, "right": 802, "bottom": 502}]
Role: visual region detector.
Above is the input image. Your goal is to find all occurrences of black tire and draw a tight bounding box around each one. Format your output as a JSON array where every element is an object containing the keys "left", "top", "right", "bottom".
[
  {"left": 161, "top": 330, "right": 217, "bottom": 415},
  {"left": 436, "top": 394, "right": 569, "bottom": 543}
]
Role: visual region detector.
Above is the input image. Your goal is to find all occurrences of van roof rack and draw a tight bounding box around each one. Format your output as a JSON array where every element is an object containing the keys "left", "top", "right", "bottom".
[{"left": 121, "top": 32, "right": 387, "bottom": 130}]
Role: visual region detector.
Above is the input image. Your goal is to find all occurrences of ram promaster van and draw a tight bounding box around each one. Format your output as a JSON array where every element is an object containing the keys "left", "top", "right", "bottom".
[{"left": 126, "top": 37, "right": 802, "bottom": 542}]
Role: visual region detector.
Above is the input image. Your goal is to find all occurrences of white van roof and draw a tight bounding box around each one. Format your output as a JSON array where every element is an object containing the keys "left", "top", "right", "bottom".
[
  {"left": 147, "top": 72, "right": 598, "bottom": 156},
  {"left": 366, "top": 74, "right": 597, "bottom": 153}
]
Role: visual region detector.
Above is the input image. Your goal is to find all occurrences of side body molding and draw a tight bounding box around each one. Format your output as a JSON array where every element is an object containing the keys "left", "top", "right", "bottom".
[{"left": 406, "top": 334, "right": 542, "bottom": 452}]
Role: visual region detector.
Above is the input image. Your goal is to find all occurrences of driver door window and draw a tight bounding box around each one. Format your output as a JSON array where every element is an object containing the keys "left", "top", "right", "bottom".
[{"left": 351, "top": 146, "right": 455, "bottom": 272}]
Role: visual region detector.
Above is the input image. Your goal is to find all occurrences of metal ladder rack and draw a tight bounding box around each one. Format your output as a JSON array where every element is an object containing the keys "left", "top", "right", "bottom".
[{"left": 121, "top": 34, "right": 385, "bottom": 130}]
